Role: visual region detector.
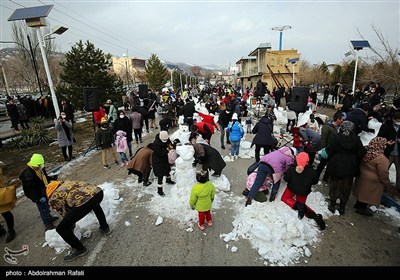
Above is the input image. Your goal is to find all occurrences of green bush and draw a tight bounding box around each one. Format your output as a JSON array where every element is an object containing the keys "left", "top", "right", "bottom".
[{"left": 10, "top": 117, "right": 52, "bottom": 149}]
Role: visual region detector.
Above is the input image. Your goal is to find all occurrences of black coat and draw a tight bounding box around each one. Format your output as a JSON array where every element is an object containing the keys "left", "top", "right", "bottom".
[
  {"left": 326, "top": 133, "right": 366, "bottom": 178},
  {"left": 19, "top": 167, "right": 55, "bottom": 202},
  {"left": 284, "top": 165, "right": 317, "bottom": 196},
  {"left": 152, "top": 134, "right": 172, "bottom": 177},
  {"left": 378, "top": 120, "right": 400, "bottom": 158},
  {"left": 201, "top": 144, "right": 226, "bottom": 174},
  {"left": 112, "top": 116, "right": 133, "bottom": 142},
  {"left": 251, "top": 117, "right": 276, "bottom": 146},
  {"left": 346, "top": 108, "right": 374, "bottom": 135},
  {"left": 96, "top": 127, "right": 114, "bottom": 149}
]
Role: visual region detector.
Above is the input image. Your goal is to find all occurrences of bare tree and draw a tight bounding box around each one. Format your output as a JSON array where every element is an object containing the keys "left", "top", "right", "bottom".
[
  {"left": 357, "top": 24, "right": 400, "bottom": 97},
  {"left": 191, "top": 66, "right": 202, "bottom": 77}
]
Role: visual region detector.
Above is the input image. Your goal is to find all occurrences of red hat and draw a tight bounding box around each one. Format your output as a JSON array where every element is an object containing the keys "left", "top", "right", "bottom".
[{"left": 295, "top": 152, "right": 309, "bottom": 173}]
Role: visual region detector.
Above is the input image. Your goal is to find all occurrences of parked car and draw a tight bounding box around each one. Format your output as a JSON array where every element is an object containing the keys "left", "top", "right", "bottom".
[{"left": 0, "top": 100, "right": 7, "bottom": 116}]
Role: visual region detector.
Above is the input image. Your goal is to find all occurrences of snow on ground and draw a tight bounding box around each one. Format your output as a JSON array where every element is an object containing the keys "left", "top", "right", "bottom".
[
  {"left": 221, "top": 180, "right": 333, "bottom": 266},
  {"left": 43, "top": 182, "right": 121, "bottom": 253},
  {"left": 41, "top": 102, "right": 400, "bottom": 264}
]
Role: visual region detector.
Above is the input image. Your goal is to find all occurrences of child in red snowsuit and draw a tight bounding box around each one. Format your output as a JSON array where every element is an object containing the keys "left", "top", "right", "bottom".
[{"left": 281, "top": 152, "right": 326, "bottom": 230}]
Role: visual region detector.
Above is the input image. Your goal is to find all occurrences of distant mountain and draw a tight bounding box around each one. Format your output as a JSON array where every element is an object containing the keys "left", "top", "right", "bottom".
[
  {"left": 201, "top": 64, "right": 225, "bottom": 71},
  {"left": 160, "top": 60, "right": 224, "bottom": 72}
]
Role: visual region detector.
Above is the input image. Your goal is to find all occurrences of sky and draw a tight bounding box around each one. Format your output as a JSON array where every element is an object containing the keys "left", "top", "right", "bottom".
[
  {"left": 37, "top": 101, "right": 400, "bottom": 266},
  {"left": 0, "top": 0, "right": 399, "bottom": 69}
]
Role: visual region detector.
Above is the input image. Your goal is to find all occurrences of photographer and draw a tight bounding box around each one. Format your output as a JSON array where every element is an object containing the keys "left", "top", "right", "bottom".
[{"left": 54, "top": 111, "right": 74, "bottom": 161}]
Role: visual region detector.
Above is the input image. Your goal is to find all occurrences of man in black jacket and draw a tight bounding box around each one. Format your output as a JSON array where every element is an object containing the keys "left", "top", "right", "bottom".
[{"left": 19, "top": 153, "right": 58, "bottom": 230}]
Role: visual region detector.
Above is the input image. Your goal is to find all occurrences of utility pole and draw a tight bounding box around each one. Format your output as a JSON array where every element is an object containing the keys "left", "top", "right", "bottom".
[
  {"left": 0, "top": 64, "right": 10, "bottom": 95},
  {"left": 271, "top": 25, "right": 291, "bottom": 51},
  {"left": 27, "top": 35, "right": 43, "bottom": 96}
]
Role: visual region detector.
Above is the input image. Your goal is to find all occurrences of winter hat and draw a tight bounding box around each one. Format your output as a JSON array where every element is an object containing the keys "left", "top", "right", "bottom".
[
  {"left": 46, "top": 181, "right": 62, "bottom": 198},
  {"left": 100, "top": 117, "right": 108, "bottom": 124},
  {"left": 232, "top": 113, "right": 238, "bottom": 120},
  {"left": 295, "top": 152, "right": 309, "bottom": 173},
  {"left": 339, "top": 120, "right": 354, "bottom": 136},
  {"left": 159, "top": 131, "right": 169, "bottom": 142},
  {"left": 116, "top": 130, "right": 126, "bottom": 137},
  {"left": 29, "top": 153, "right": 44, "bottom": 167}
]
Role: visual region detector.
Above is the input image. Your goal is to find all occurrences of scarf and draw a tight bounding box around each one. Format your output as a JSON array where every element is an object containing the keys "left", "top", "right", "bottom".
[
  {"left": 27, "top": 163, "right": 48, "bottom": 186},
  {"left": 363, "top": 137, "right": 387, "bottom": 163},
  {"left": 61, "top": 121, "right": 71, "bottom": 141}
]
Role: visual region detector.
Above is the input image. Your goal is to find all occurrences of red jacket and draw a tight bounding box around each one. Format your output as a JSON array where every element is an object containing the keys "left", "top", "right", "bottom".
[
  {"left": 197, "top": 112, "right": 218, "bottom": 129},
  {"left": 195, "top": 122, "right": 214, "bottom": 134},
  {"left": 93, "top": 107, "right": 106, "bottom": 124}
]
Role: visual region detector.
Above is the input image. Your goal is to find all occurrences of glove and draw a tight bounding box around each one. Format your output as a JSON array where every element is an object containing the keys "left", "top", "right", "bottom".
[
  {"left": 320, "top": 148, "right": 328, "bottom": 159},
  {"left": 39, "top": 197, "right": 47, "bottom": 203}
]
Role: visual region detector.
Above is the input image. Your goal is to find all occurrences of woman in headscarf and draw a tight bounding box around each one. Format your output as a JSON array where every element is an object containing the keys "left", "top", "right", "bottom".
[
  {"left": 353, "top": 137, "right": 391, "bottom": 216},
  {"left": 325, "top": 120, "right": 366, "bottom": 215}
]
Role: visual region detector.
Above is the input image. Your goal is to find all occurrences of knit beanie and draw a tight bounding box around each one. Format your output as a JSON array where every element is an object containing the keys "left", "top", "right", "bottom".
[
  {"left": 29, "top": 153, "right": 44, "bottom": 167},
  {"left": 159, "top": 131, "right": 169, "bottom": 142},
  {"left": 295, "top": 152, "right": 309, "bottom": 173}
]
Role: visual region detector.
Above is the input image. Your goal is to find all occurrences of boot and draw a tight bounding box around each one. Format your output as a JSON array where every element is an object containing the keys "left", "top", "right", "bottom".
[
  {"left": 269, "top": 193, "right": 277, "bottom": 202},
  {"left": 143, "top": 180, "right": 152, "bottom": 187},
  {"left": 314, "top": 214, "right": 326, "bottom": 230},
  {"left": 328, "top": 200, "right": 336, "bottom": 213},
  {"left": 306, "top": 208, "right": 326, "bottom": 230},
  {"left": 292, "top": 201, "right": 299, "bottom": 210},
  {"left": 157, "top": 187, "right": 165, "bottom": 196},
  {"left": 338, "top": 202, "right": 346, "bottom": 215},
  {"left": 242, "top": 189, "right": 249, "bottom": 196},
  {"left": 245, "top": 197, "right": 252, "bottom": 207},
  {"left": 5, "top": 229, "right": 16, "bottom": 243},
  {"left": 297, "top": 203, "right": 305, "bottom": 220},
  {"left": 166, "top": 177, "right": 175, "bottom": 185}
]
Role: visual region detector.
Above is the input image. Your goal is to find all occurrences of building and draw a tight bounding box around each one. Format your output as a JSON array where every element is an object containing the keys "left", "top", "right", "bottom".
[
  {"left": 236, "top": 43, "right": 300, "bottom": 92},
  {"left": 111, "top": 56, "right": 146, "bottom": 87}
]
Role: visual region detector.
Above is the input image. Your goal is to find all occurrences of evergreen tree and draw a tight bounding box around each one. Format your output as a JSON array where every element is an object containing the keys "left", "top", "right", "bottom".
[
  {"left": 56, "top": 40, "right": 123, "bottom": 110},
  {"left": 145, "top": 54, "right": 169, "bottom": 92}
]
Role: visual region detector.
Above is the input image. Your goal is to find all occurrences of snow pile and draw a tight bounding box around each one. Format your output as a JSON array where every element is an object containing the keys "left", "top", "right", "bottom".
[
  {"left": 222, "top": 188, "right": 332, "bottom": 266},
  {"left": 44, "top": 182, "right": 121, "bottom": 252}
]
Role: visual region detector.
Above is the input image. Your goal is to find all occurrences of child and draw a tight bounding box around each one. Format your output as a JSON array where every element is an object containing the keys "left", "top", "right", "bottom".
[
  {"left": 245, "top": 112, "right": 253, "bottom": 133},
  {"left": 242, "top": 165, "right": 273, "bottom": 202},
  {"left": 281, "top": 152, "right": 326, "bottom": 230},
  {"left": 227, "top": 113, "right": 244, "bottom": 160},
  {"left": 286, "top": 105, "right": 296, "bottom": 132},
  {"left": 189, "top": 170, "right": 215, "bottom": 231},
  {"left": 115, "top": 130, "right": 128, "bottom": 166},
  {"left": 96, "top": 118, "right": 119, "bottom": 169}
]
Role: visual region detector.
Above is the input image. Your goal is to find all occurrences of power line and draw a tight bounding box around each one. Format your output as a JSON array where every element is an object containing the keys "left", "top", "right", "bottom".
[{"left": 50, "top": 0, "right": 152, "bottom": 55}]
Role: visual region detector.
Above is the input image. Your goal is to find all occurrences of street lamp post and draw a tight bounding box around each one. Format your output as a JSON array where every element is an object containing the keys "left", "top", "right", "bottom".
[
  {"left": 271, "top": 25, "right": 292, "bottom": 51},
  {"left": 350, "top": 40, "right": 370, "bottom": 94},
  {"left": 8, "top": 5, "right": 68, "bottom": 118}
]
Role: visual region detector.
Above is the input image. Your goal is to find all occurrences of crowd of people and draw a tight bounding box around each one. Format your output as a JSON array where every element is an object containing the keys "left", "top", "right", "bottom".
[{"left": 1, "top": 80, "right": 399, "bottom": 261}]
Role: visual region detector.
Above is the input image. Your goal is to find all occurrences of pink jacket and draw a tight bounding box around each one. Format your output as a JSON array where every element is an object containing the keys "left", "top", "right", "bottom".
[
  {"left": 115, "top": 131, "right": 128, "bottom": 153},
  {"left": 246, "top": 168, "right": 273, "bottom": 191}
]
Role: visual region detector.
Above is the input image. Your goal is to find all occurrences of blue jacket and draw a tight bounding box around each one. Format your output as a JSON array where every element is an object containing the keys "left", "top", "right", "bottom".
[{"left": 228, "top": 121, "right": 244, "bottom": 142}]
